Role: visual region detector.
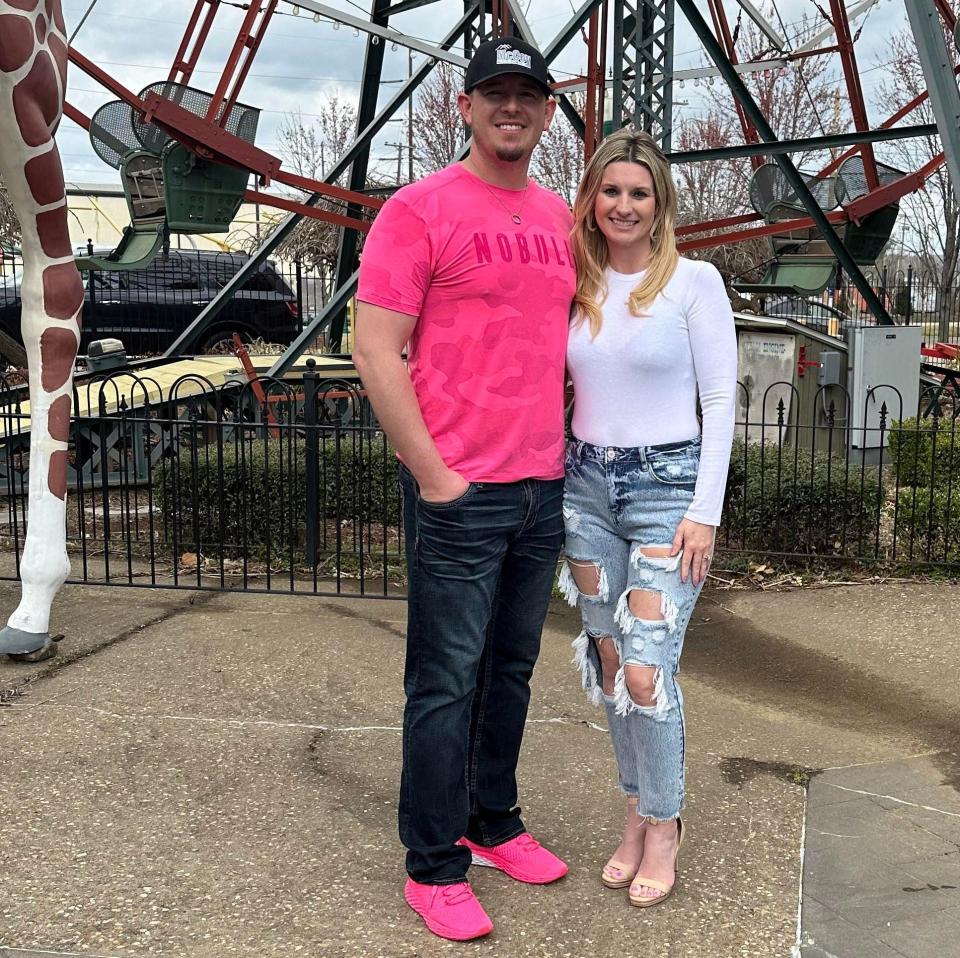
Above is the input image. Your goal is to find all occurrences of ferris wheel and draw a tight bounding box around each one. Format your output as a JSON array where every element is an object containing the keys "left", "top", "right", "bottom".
[{"left": 13, "top": 0, "right": 960, "bottom": 353}]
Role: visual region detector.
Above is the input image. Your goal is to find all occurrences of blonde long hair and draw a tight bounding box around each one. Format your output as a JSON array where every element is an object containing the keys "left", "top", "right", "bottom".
[{"left": 571, "top": 128, "right": 679, "bottom": 337}]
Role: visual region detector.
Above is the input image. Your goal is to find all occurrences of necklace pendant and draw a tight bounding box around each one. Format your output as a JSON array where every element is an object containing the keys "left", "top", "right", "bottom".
[{"left": 511, "top": 213, "right": 522, "bottom": 225}]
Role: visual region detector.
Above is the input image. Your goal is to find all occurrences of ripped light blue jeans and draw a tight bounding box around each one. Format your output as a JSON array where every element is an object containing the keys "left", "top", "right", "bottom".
[{"left": 560, "top": 437, "right": 705, "bottom": 822}]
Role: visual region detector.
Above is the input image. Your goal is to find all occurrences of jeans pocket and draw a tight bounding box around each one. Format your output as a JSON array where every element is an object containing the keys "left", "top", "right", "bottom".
[
  {"left": 417, "top": 482, "right": 480, "bottom": 510},
  {"left": 647, "top": 452, "right": 699, "bottom": 486}
]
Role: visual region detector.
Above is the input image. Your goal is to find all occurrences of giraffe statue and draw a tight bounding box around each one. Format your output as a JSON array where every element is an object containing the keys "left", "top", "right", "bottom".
[{"left": 0, "top": 0, "right": 82, "bottom": 662}]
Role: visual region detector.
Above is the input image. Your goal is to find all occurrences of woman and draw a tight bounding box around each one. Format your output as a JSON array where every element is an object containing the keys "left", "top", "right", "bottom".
[{"left": 561, "top": 128, "right": 737, "bottom": 907}]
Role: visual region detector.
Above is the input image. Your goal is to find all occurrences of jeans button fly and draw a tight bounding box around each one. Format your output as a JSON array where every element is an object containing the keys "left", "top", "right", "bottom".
[{"left": 606, "top": 448, "right": 616, "bottom": 461}]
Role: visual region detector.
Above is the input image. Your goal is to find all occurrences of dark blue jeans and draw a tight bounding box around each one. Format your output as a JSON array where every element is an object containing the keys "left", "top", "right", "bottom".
[{"left": 398, "top": 464, "right": 564, "bottom": 884}]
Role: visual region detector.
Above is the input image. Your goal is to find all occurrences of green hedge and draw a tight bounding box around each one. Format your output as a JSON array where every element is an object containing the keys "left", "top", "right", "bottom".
[
  {"left": 158, "top": 433, "right": 890, "bottom": 563},
  {"left": 155, "top": 434, "right": 400, "bottom": 559},
  {"left": 888, "top": 416, "right": 960, "bottom": 487},
  {"left": 893, "top": 483, "right": 960, "bottom": 563},
  {"left": 722, "top": 440, "right": 883, "bottom": 556}
]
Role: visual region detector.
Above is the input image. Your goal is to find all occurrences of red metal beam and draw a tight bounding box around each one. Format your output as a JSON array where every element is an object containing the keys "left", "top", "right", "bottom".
[
  {"left": 69, "top": 46, "right": 143, "bottom": 107},
  {"left": 677, "top": 208, "right": 849, "bottom": 252},
  {"left": 244, "top": 189, "right": 375, "bottom": 232},
  {"left": 583, "top": 9, "right": 600, "bottom": 162},
  {"left": 679, "top": 150, "right": 947, "bottom": 252},
  {"left": 168, "top": 0, "right": 220, "bottom": 86},
  {"left": 676, "top": 211, "right": 762, "bottom": 236},
  {"left": 845, "top": 153, "right": 945, "bottom": 221},
  {"left": 63, "top": 101, "right": 90, "bottom": 130},
  {"left": 69, "top": 46, "right": 383, "bottom": 216},
  {"left": 219, "top": 0, "right": 279, "bottom": 124},
  {"left": 828, "top": 0, "right": 878, "bottom": 190},
  {"left": 206, "top": 0, "right": 265, "bottom": 123},
  {"left": 935, "top": 0, "right": 957, "bottom": 32},
  {"left": 708, "top": 0, "right": 763, "bottom": 170},
  {"left": 819, "top": 66, "right": 960, "bottom": 179},
  {"left": 270, "top": 171, "right": 383, "bottom": 211}
]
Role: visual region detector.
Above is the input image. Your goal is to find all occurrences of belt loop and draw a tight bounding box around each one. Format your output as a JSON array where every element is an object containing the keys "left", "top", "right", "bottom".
[{"left": 640, "top": 444, "right": 648, "bottom": 468}]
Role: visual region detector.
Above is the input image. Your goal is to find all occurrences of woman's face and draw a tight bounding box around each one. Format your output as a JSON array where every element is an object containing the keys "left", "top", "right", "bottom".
[{"left": 592, "top": 161, "right": 657, "bottom": 261}]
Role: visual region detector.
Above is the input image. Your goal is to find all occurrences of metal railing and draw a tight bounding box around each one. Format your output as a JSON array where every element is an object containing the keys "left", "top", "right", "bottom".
[
  {"left": 2, "top": 373, "right": 960, "bottom": 600},
  {"left": 0, "top": 366, "right": 403, "bottom": 597},
  {"left": 750, "top": 265, "right": 960, "bottom": 361}
]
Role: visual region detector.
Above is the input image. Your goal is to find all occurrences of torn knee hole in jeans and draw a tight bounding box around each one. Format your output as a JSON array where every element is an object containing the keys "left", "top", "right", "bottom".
[
  {"left": 592, "top": 634, "right": 618, "bottom": 697},
  {"left": 571, "top": 628, "right": 616, "bottom": 705},
  {"left": 613, "top": 663, "right": 669, "bottom": 720},
  {"left": 629, "top": 543, "right": 681, "bottom": 578},
  {"left": 615, "top": 587, "right": 679, "bottom": 634},
  {"left": 558, "top": 558, "right": 609, "bottom": 606}
]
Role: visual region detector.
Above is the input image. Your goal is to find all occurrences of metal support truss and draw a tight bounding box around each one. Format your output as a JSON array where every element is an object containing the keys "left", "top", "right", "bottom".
[
  {"left": 163, "top": 4, "right": 481, "bottom": 357},
  {"left": 905, "top": 1, "right": 960, "bottom": 208},
  {"left": 327, "top": 0, "right": 393, "bottom": 353},
  {"left": 675, "top": 0, "right": 893, "bottom": 325},
  {"left": 612, "top": 0, "right": 675, "bottom": 148}
]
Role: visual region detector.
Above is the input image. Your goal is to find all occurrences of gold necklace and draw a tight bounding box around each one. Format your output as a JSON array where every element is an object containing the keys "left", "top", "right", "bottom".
[{"left": 476, "top": 176, "right": 531, "bottom": 225}]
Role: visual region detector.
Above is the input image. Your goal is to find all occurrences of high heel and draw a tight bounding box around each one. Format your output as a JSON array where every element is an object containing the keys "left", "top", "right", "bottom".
[
  {"left": 628, "top": 817, "right": 684, "bottom": 908},
  {"left": 600, "top": 798, "right": 644, "bottom": 889}
]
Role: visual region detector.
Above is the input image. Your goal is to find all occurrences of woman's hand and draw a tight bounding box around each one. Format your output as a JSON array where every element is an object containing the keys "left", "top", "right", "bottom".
[{"left": 670, "top": 518, "right": 716, "bottom": 586}]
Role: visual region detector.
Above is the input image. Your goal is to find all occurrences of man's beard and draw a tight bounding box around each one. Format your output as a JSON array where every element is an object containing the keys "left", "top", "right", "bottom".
[{"left": 495, "top": 145, "right": 527, "bottom": 162}]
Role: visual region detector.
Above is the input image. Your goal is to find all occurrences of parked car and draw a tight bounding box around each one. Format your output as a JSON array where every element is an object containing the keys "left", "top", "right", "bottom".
[
  {"left": 0, "top": 249, "right": 301, "bottom": 357},
  {"left": 762, "top": 295, "right": 851, "bottom": 333}
]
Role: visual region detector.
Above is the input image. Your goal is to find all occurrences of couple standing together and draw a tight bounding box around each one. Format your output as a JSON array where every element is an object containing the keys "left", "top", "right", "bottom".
[{"left": 355, "top": 37, "right": 737, "bottom": 942}]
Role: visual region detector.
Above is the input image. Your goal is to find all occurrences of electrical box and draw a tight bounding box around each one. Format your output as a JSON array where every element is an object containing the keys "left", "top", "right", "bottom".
[
  {"left": 817, "top": 351, "right": 843, "bottom": 387},
  {"left": 736, "top": 331, "right": 796, "bottom": 441},
  {"left": 847, "top": 326, "right": 922, "bottom": 449}
]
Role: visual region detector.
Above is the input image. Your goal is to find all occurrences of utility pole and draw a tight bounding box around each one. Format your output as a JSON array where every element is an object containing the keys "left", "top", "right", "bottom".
[
  {"left": 385, "top": 141, "right": 404, "bottom": 183},
  {"left": 408, "top": 48, "right": 415, "bottom": 182}
]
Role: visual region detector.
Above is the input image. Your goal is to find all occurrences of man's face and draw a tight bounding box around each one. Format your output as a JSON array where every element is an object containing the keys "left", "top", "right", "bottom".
[{"left": 457, "top": 74, "right": 556, "bottom": 164}]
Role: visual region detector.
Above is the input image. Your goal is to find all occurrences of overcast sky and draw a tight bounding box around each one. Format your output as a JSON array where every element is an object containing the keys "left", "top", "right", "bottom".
[{"left": 57, "top": 0, "right": 911, "bottom": 187}]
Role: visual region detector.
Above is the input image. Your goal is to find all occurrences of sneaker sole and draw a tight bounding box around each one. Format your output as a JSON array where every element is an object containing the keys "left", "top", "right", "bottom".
[
  {"left": 466, "top": 850, "right": 568, "bottom": 884},
  {"left": 404, "top": 889, "right": 493, "bottom": 941}
]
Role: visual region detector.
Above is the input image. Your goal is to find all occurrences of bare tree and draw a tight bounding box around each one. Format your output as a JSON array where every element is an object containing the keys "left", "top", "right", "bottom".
[
  {"left": 530, "top": 93, "right": 585, "bottom": 206},
  {"left": 674, "top": 3, "right": 847, "bottom": 282},
  {"left": 872, "top": 3, "right": 960, "bottom": 338},
  {"left": 236, "top": 96, "right": 359, "bottom": 299},
  {"left": 412, "top": 61, "right": 465, "bottom": 174}
]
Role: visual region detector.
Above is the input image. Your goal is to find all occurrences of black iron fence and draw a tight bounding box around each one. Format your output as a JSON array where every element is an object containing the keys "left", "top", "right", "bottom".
[
  {"left": 0, "top": 245, "right": 336, "bottom": 358},
  {"left": 754, "top": 265, "right": 960, "bottom": 359},
  {"left": 2, "top": 372, "right": 960, "bottom": 600},
  {"left": 0, "top": 366, "right": 401, "bottom": 598}
]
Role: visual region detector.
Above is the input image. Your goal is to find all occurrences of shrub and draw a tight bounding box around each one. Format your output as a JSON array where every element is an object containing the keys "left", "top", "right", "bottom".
[
  {"left": 722, "top": 440, "right": 883, "bottom": 556},
  {"left": 888, "top": 416, "right": 960, "bottom": 487},
  {"left": 155, "top": 431, "right": 400, "bottom": 559},
  {"left": 893, "top": 483, "right": 960, "bottom": 563}
]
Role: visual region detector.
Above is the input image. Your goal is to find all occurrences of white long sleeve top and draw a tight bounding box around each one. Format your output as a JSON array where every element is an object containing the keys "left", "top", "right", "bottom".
[{"left": 567, "top": 257, "right": 738, "bottom": 525}]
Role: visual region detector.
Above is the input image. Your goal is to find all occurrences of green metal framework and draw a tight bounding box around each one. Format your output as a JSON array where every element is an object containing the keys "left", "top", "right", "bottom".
[{"left": 612, "top": 0, "right": 675, "bottom": 149}]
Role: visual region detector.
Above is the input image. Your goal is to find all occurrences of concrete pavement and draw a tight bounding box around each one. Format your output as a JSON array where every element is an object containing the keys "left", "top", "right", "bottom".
[{"left": 0, "top": 579, "right": 956, "bottom": 957}]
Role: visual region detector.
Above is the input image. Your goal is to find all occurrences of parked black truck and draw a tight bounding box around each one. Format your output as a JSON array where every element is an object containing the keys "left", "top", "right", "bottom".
[{"left": 0, "top": 248, "right": 301, "bottom": 358}]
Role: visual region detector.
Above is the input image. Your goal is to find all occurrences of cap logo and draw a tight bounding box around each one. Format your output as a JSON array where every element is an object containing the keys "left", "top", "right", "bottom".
[{"left": 496, "top": 44, "right": 532, "bottom": 69}]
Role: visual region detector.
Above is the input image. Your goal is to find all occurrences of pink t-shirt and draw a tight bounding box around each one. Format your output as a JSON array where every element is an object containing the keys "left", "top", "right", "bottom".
[{"left": 357, "top": 163, "right": 575, "bottom": 483}]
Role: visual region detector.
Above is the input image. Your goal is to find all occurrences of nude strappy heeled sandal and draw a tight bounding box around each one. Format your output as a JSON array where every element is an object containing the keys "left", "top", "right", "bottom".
[
  {"left": 601, "top": 797, "right": 644, "bottom": 889},
  {"left": 628, "top": 817, "right": 684, "bottom": 908}
]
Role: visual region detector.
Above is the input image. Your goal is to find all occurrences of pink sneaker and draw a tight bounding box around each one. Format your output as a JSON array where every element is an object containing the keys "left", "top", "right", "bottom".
[
  {"left": 403, "top": 878, "right": 493, "bottom": 941},
  {"left": 457, "top": 833, "right": 568, "bottom": 884}
]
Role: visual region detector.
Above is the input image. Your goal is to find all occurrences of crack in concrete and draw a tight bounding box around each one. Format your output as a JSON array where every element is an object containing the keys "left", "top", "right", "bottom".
[
  {"left": 1, "top": 592, "right": 219, "bottom": 700},
  {"left": 6, "top": 704, "right": 611, "bottom": 736},
  {"left": 821, "top": 782, "right": 960, "bottom": 819}
]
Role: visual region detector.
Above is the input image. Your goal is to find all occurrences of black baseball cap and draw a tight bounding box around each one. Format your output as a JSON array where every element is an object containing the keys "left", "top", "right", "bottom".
[{"left": 464, "top": 37, "right": 553, "bottom": 97}]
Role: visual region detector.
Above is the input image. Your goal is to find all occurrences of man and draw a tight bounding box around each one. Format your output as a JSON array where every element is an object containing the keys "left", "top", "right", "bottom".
[{"left": 354, "top": 37, "right": 575, "bottom": 942}]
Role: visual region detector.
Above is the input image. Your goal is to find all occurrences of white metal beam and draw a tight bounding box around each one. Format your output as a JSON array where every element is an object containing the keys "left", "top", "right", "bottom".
[
  {"left": 285, "top": 0, "right": 470, "bottom": 67},
  {"left": 732, "top": 0, "right": 786, "bottom": 51}
]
